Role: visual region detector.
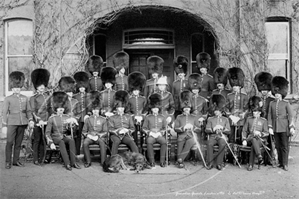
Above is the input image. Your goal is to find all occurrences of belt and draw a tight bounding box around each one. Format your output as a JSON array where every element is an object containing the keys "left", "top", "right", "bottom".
[
  {"left": 9, "top": 111, "right": 26, "bottom": 114},
  {"left": 276, "top": 116, "right": 287, "bottom": 119},
  {"left": 201, "top": 89, "right": 208, "bottom": 92}
]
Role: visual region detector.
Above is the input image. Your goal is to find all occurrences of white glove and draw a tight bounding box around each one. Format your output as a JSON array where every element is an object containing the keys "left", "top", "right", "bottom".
[
  {"left": 119, "top": 128, "right": 128, "bottom": 135},
  {"left": 37, "top": 120, "right": 45, "bottom": 127},
  {"left": 105, "top": 112, "right": 114, "bottom": 117},
  {"left": 269, "top": 128, "right": 274, "bottom": 135},
  {"left": 149, "top": 131, "right": 161, "bottom": 138},
  {"left": 50, "top": 143, "right": 56, "bottom": 150},
  {"left": 229, "top": 115, "right": 240, "bottom": 125},
  {"left": 242, "top": 140, "right": 247, "bottom": 146},
  {"left": 135, "top": 116, "right": 143, "bottom": 123},
  {"left": 66, "top": 118, "right": 78, "bottom": 125},
  {"left": 87, "top": 134, "right": 98, "bottom": 141},
  {"left": 290, "top": 128, "right": 295, "bottom": 136},
  {"left": 254, "top": 130, "right": 261, "bottom": 137},
  {"left": 84, "top": 115, "right": 89, "bottom": 122},
  {"left": 28, "top": 121, "right": 35, "bottom": 128},
  {"left": 213, "top": 125, "right": 223, "bottom": 132},
  {"left": 183, "top": 123, "right": 193, "bottom": 131},
  {"left": 166, "top": 117, "right": 172, "bottom": 124},
  {"left": 198, "top": 117, "right": 205, "bottom": 122}
]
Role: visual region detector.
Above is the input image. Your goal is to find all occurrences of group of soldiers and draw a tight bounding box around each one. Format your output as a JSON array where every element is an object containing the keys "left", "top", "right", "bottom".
[{"left": 3, "top": 51, "right": 295, "bottom": 172}]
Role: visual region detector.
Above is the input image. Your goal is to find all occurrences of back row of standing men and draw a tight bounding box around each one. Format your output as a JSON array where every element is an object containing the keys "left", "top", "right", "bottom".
[{"left": 3, "top": 51, "right": 295, "bottom": 172}]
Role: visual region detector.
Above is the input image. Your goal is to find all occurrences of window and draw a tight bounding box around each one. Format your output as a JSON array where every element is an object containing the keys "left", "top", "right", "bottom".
[
  {"left": 93, "top": 34, "right": 106, "bottom": 65},
  {"left": 123, "top": 29, "right": 174, "bottom": 49},
  {"left": 191, "top": 33, "right": 204, "bottom": 73},
  {"left": 265, "top": 18, "right": 291, "bottom": 92},
  {"left": 4, "top": 18, "right": 34, "bottom": 96}
]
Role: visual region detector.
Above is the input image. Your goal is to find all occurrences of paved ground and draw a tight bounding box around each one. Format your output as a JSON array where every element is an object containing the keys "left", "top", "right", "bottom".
[{"left": 0, "top": 140, "right": 298, "bottom": 199}]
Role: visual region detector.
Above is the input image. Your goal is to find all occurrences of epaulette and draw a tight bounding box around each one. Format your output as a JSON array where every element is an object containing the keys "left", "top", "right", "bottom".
[
  {"left": 260, "top": 117, "right": 267, "bottom": 121},
  {"left": 207, "top": 74, "right": 213, "bottom": 78},
  {"left": 283, "top": 99, "right": 289, "bottom": 103},
  {"left": 212, "top": 89, "right": 219, "bottom": 92}
]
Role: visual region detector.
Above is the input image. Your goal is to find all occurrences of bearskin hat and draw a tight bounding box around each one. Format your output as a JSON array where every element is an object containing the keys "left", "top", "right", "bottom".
[
  {"left": 196, "top": 52, "right": 211, "bottom": 70},
  {"left": 9, "top": 71, "right": 25, "bottom": 89},
  {"left": 58, "top": 76, "right": 76, "bottom": 92},
  {"left": 52, "top": 91, "right": 69, "bottom": 111},
  {"left": 148, "top": 93, "right": 162, "bottom": 109},
  {"left": 210, "top": 94, "right": 226, "bottom": 111},
  {"left": 112, "top": 51, "right": 129, "bottom": 72},
  {"left": 180, "top": 90, "right": 192, "bottom": 109},
  {"left": 128, "top": 72, "right": 146, "bottom": 92},
  {"left": 114, "top": 90, "right": 129, "bottom": 108},
  {"left": 254, "top": 72, "right": 273, "bottom": 92},
  {"left": 227, "top": 67, "right": 245, "bottom": 88},
  {"left": 88, "top": 91, "right": 101, "bottom": 111},
  {"left": 87, "top": 55, "right": 104, "bottom": 75},
  {"left": 31, "top": 68, "right": 50, "bottom": 89},
  {"left": 248, "top": 96, "right": 263, "bottom": 112},
  {"left": 147, "top": 55, "right": 164, "bottom": 75},
  {"left": 188, "top": 73, "right": 202, "bottom": 90},
  {"left": 174, "top": 55, "right": 188, "bottom": 75},
  {"left": 271, "top": 76, "right": 289, "bottom": 99},
  {"left": 213, "top": 67, "right": 228, "bottom": 86},
  {"left": 74, "top": 71, "right": 89, "bottom": 92},
  {"left": 100, "top": 67, "right": 117, "bottom": 85}
]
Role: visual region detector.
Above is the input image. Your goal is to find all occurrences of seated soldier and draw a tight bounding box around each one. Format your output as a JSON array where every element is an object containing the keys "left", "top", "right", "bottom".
[
  {"left": 82, "top": 91, "right": 107, "bottom": 167},
  {"left": 174, "top": 90, "right": 202, "bottom": 168},
  {"left": 242, "top": 96, "right": 269, "bottom": 171},
  {"left": 143, "top": 93, "right": 167, "bottom": 168},
  {"left": 45, "top": 91, "right": 81, "bottom": 171},
  {"left": 205, "top": 94, "right": 231, "bottom": 170},
  {"left": 109, "top": 90, "right": 139, "bottom": 155}
]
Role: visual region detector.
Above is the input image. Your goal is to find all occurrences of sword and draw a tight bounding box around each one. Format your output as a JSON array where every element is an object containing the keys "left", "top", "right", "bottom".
[
  {"left": 191, "top": 130, "right": 207, "bottom": 168},
  {"left": 220, "top": 132, "right": 241, "bottom": 168}
]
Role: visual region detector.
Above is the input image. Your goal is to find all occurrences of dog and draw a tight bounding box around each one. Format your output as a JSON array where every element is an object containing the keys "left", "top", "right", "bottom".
[
  {"left": 103, "top": 151, "right": 150, "bottom": 173},
  {"left": 21, "top": 126, "right": 34, "bottom": 162}
]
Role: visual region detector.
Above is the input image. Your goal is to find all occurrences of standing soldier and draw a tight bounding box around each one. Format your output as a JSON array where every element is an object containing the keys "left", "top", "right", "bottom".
[
  {"left": 100, "top": 67, "right": 117, "bottom": 117},
  {"left": 212, "top": 67, "right": 231, "bottom": 100},
  {"left": 254, "top": 72, "right": 275, "bottom": 165},
  {"left": 268, "top": 76, "right": 295, "bottom": 171},
  {"left": 113, "top": 51, "right": 129, "bottom": 91},
  {"left": 45, "top": 91, "right": 81, "bottom": 171},
  {"left": 73, "top": 71, "right": 90, "bottom": 155},
  {"left": 127, "top": 72, "right": 147, "bottom": 148},
  {"left": 87, "top": 55, "right": 104, "bottom": 92},
  {"left": 3, "top": 71, "right": 34, "bottom": 169},
  {"left": 205, "top": 94, "right": 231, "bottom": 170},
  {"left": 143, "top": 93, "right": 167, "bottom": 168},
  {"left": 242, "top": 96, "right": 269, "bottom": 171},
  {"left": 109, "top": 90, "right": 139, "bottom": 155},
  {"left": 174, "top": 90, "right": 202, "bottom": 168},
  {"left": 226, "top": 67, "right": 248, "bottom": 144},
  {"left": 30, "top": 68, "right": 51, "bottom": 165},
  {"left": 195, "top": 52, "right": 215, "bottom": 99},
  {"left": 144, "top": 55, "right": 164, "bottom": 98},
  {"left": 172, "top": 55, "right": 189, "bottom": 118}
]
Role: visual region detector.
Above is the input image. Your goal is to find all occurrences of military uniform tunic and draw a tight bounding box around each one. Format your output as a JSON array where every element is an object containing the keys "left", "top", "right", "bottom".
[
  {"left": 89, "top": 77, "right": 103, "bottom": 92},
  {"left": 99, "top": 89, "right": 116, "bottom": 113},
  {"left": 115, "top": 74, "right": 128, "bottom": 91},
  {"left": 199, "top": 74, "right": 215, "bottom": 99},
  {"left": 172, "top": 79, "right": 189, "bottom": 111}
]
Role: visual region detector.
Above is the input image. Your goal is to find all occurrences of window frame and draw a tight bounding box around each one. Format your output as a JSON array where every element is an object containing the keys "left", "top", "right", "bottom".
[
  {"left": 4, "top": 18, "right": 34, "bottom": 97},
  {"left": 265, "top": 17, "right": 292, "bottom": 93}
]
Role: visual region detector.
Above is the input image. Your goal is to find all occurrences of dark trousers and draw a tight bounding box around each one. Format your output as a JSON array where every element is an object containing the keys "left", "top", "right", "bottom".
[
  {"left": 248, "top": 138, "right": 263, "bottom": 166},
  {"left": 147, "top": 136, "right": 167, "bottom": 163},
  {"left": 207, "top": 137, "right": 226, "bottom": 166},
  {"left": 83, "top": 137, "right": 107, "bottom": 164},
  {"left": 229, "top": 125, "right": 242, "bottom": 144},
  {"left": 274, "top": 132, "right": 289, "bottom": 166},
  {"left": 111, "top": 135, "right": 139, "bottom": 155},
  {"left": 177, "top": 136, "right": 195, "bottom": 161},
  {"left": 75, "top": 122, "right": 84, "bottom": 155},
  {"left": 6, "top": 125, "right": 27, "bottom": 163},
  {"left": 53, "top": 137, "right": 76, "bottom": 166},
  {"left": 33, "top": 126, "right": 46, "bottom": 163}
]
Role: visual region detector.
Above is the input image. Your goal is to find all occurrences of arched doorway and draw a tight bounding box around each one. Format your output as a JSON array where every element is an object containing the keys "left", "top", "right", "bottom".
[{"left": 88, "top": 6, "right": 219, "bottom": 85}]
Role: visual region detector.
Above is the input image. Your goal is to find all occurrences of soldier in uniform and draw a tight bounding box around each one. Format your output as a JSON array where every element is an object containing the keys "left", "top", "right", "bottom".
[
  {"left": 226, "top": 67, "right": 248, "bottom": 144},
  {"left": 172, "top": 55, "right": 189, "bottom": 119},
  {"left": 144, "top": 55, "right": 164, "bottom": 98},
  {"left": 205, "top": 94, "right": 231, "bottom": 170},
  {"left": 73, "top": 71, "right": 90, "bottom": 155},
  {"left": 127, "top": 72, "right": 147, "bottom": 148},
  {"left": 268, "top": 76, "right": 295, "bottom": 171},
  {"left": 3, "top": 71, "right": 34, "bottom": 169},
  {"left": 174, "top": 90, "right": 202, "bottom": 168},
  {"left": 45, "top": 91, "right": 81, "bottom": 171},
  {"left": 100, "top": 67, "right": 117, "bottom": 117},
  {"left": 87, "top": 55, "right": 104, "bottom": 92},
  {"left": 143, "top": 93, "right": 167, "bottom": 168},
  {"left": 113, "top": 51, "right": 129, "bottom": 91},
  {"left": 82, "top": 91, "right": 107, "bottom": 167},
  {"left": 242, "top": 96, "right": 269, "bottom": 171},
  {"left": 30, "top": 68, "right": 51, "bottom": 165},
  {"left": 212, "top": 67, "right": 231, "bottom": 100},
  {"left": 195, "top": 52, "right": 215, "bottom": 99},
  {"left": 254, "top": 72, "right": 275, "bottom": 165},
  {"left": 108, "top": 90, "right": 139, "bottom": 155}
]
